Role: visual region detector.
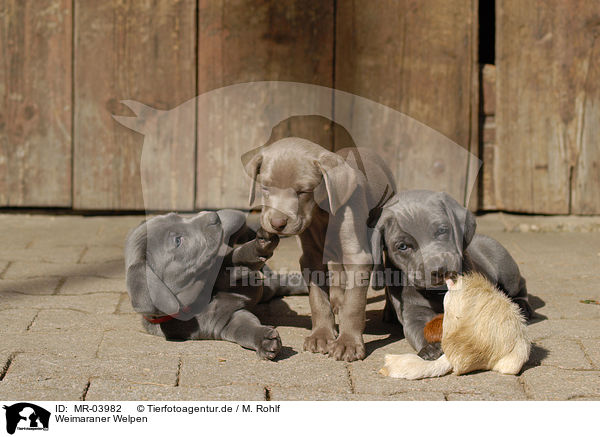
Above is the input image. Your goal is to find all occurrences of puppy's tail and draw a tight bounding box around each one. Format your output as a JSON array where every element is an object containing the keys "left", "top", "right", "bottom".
[{"left": 379, "top": 353, "right": 453, "bottom": 380}]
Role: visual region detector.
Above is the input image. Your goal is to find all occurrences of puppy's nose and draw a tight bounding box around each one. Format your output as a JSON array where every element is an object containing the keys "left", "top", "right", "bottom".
[
  {"left": 430, "top": 265, "right": 447, "bottom": 283},
  {"left": 269, "top": 216, "right": 288, "bottom": 231}
]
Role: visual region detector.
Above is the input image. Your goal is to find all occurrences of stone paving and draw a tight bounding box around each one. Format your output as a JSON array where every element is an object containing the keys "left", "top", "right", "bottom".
[{"left": 0, "top": 212, "right": 599, "bottom": 401}]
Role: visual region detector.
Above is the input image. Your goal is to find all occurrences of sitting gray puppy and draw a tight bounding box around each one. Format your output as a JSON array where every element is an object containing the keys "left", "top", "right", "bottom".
[
  {"left": 124, "top": 209, "right": 306, "bottom": 360},
  {"left": 370, "top": 190, "right": 533, "bottom": 360}
]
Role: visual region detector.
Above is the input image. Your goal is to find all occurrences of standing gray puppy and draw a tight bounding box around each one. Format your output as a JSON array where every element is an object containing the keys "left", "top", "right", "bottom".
[
  {"left": 124, "top": 209, "right": 306, "bottom": 360},
  {"left": 370, "top": 190, "right": 533, "bottom": 360},
  {"left": 243, "top": 138, "right": 395, "bottom": 361}
]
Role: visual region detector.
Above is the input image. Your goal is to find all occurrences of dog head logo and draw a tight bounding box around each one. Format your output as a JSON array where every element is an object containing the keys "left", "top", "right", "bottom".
[{"left": 3, "top": 403, "right": 50, "bottom": 435}]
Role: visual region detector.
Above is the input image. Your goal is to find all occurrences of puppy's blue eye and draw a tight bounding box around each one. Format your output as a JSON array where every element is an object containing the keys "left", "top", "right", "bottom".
[
  {"left": 396, "top": 242, "right": 409, "bottom": 251},
  {"left": 174, "top": 236, "right": 183, "bottom": 248}
]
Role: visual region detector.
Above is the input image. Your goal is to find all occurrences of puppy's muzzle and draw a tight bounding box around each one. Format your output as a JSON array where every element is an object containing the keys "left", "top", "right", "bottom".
[{"left": 423, "top": 253, "right": 461, "bottom": 287}]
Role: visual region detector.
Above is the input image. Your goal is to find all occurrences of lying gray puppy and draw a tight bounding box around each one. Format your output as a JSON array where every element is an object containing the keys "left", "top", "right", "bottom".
[
  {"left": 124, "top": 209, "right": 306, "bottom": 360},
  {"left": 370, "top": 190, "right": 533, "bottom": 360}
]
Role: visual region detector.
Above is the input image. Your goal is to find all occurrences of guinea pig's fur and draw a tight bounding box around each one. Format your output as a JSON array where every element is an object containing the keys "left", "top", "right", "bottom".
[
  {"left": 423, "top": 314, "right": 444, "bottom": 344},
  {"left": 379, "top": 272, "right": 530, "bottom": 379}
]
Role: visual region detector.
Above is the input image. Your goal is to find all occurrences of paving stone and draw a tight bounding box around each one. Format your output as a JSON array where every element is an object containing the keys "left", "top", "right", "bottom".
[
  {"left": 0, "top": 278, "right": 62, "bottom": 295},
  {"left": 29, "top": 310, "right": 142, "bottom": 334},
  {"left": 0, "top": 291, "right": 121, "bottom": 314},
  {"left": 0, "top": 331, "right": 104, "bottom": 359},
  {"left": 520, "top": 367, "right": 600, "bottom": 400},
  {"left": 86, "top": 379, "right": 265, "bottom": 401},
  {"left": 3, "top": 261, "right": 124, "bottom": 280},
  {"left": 96, "top": 329, "right": 223, "bottom": 359},
  {"left": 531, "top": 294, "right": 600, "bottom": 320},
  {"left": 180, "top": 345, "right": 351, "bottom": 393},
  {"left": 528, "top": 339, "right": 592, "bottom": 370},
  {"left": 2, "top": 261, "right": 85, "bottom": 279},
  {"left": 59, "top": 276, "right": 127, "bottom": 294},
  {"left": 579, "top": 340, "right": 600, "bottom": 369},
  {"left": 0, "top": 309, "right": 39, "bottom": 333},
  {"left": 0, "top": 381, "right": 88, "bottom": 401},
  {"left": 4, "top": 353, "right": 179, "bottom": 388},
  {"left": 0, "top": 246, "right": 85, "bottom": 264},
  {"left": 0, "top": 350, "right": 13, "bottom": 372},
  {"left": 356, "top": 391, "right": 446, "bottom": 400},
  {"left": 80, "top": 246, "right": 125, "bottom": 264},
  {"left": 0, "top": 261, "right": 8, "bottom": 277},
  {"left": 527, "top": 319, "right": 600, "bottom": 341},
  {"left": 88, "top": 356, "right": 180, "bottom": 386},
  {"left": 1, "top": 354, "right": 89, "bottom": 400},
  {"left": 269, "top": 387, "right": 446, "bottom": 401},
  {"left": 116, "top": 293, "right": 136, "bottom": 314},
  {"left": 446, "top": 392, "right": 528, "bottom": 401}
]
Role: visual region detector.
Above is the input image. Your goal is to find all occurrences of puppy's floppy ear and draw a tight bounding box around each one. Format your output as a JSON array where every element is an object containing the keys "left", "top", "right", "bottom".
[
  {"left": 124, "top": 222, "right": 180, "bottom": 315},
  {"left": 241, "top": 150, "right": 263, "bottom": 207},
  {"left": 440, "top": 192, "right": 477, "bottom": 250},
  {"left": 216, "top": 209, "right": 247, "bottom": 238},
  {"left": 313, "top": 153, "right": 359, "bottom": 215},
  {"left": 368, "top": 208, "right": 392, "bottom": 290}
]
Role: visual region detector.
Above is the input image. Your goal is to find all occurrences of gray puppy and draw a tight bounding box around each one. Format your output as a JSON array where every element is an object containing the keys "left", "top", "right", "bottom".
[
  {"left": 242, "top": 138, "right": 396, "bottom": 362},
  {"left": 370, "top": 190, "right": 533, "bottom": 360},
  {"left": 124, "top": 209, "right": 306, "bottom": 360}
]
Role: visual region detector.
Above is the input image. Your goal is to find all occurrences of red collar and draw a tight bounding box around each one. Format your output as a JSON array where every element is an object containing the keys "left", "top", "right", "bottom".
[{"left": 143, "top": 306, "right": 191, "bottom": 324}]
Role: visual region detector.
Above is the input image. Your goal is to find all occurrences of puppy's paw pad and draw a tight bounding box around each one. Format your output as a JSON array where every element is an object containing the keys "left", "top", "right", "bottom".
[
  {"left": 327, "top": 334, "right": 365, "bottom": 362},
  {"left": 303, "top": 329, "right": 336, "bottom": 355},
  {"left": 255, "top": 228, "right": 279, "bottom": 255},
  {"left": 256, "top": 327, "right": 281, "bottom": 360}
]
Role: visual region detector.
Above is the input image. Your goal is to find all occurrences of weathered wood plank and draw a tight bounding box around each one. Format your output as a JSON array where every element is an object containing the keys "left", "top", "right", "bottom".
[
  {"left": 0, "top": 0, "right": 72, "bottom": 206},
  {"left": 495, "top": 0, "right": 600, "bottom": 214},
  {"left": 481, "top": 64, "right": 497, "bottom": 210},
  {"left": 569, "top": 5, "right": 600, "bottom": 215},
  {"left": 335, "top": 0, "right": 480, "bottom": 206},
  {"left": 74, "top": 0, "right": 196, "bottom": 210},
  {"left": 195, "top": 0, "right": 334, "bottom": 210}
]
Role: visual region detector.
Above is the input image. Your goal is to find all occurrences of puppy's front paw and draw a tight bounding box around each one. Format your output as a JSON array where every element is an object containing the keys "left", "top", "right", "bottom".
[
  {"left": 417, "top": 342, "right": 443, "bottom": 360},
  {"left": 303, "top": 328, "right": 336, "bottom": 355},
  {"left": 327, "top": 333, "right": 366, "bottom": 362},
  {"left": 515, "top": 299, "right": 534, "bottom": 322},
  {"left": 255, "top": 228, "right": 279, "bottom": 257},
  {"left": 256, "top": 327, "right": 281, "bottom": 360}
]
